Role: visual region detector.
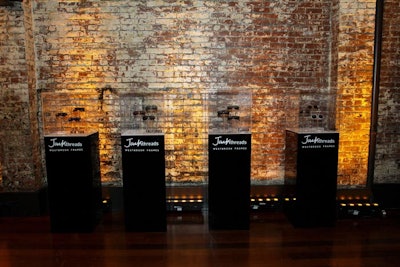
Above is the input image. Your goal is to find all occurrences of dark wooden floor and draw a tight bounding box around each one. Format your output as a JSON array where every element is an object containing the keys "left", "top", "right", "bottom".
[{"left": 1, "top": 210, "right": 399, "bottom": 267}]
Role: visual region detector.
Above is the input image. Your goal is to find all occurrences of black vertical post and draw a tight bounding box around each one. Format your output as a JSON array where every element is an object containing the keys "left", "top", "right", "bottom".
[
  {"left": 45, "top": 132, "right": 102, "bottom": 233},
  {"left": 208, "top": 133, "right": 251, "bottom": 230},
  {"left": 367, "top": 0, "right": 384, "bottom": 189},
  {"left": 285, "top": 129, "right": 339, "bottom": 227},
  {"left": 121, "top": 133, "right": 166, "bottom": 232}
]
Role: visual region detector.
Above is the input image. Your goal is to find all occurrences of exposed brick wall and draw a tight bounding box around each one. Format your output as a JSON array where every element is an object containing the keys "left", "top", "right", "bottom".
[
  {"left": 33, "top": 0, "right": 335, "bottom": 186},
  {"left": 0, "top": 0, "right": 397, "bottom": 192},
  {"left": 250, "top": 1, "right": 333, "bottom": 181},
  {"left": 374, "top": 0, "right": 400, "bottom": 183},
  {"left": 0, "top": 1, "right": 42, "bottom": 191}
]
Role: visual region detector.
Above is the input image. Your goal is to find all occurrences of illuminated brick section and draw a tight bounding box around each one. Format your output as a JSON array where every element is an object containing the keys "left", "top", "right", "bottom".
[
  {"left": 0, "top": 0, "right": 396, "bottom": 191},
  {"left": 374, "top": 0, "right": 400, "bottom": 184},
  {"left": 334, "top": 0, "right": 375, "bottom": 186},
  {"left": 32, "top": 0, "right": 335, "bottom": 186}
]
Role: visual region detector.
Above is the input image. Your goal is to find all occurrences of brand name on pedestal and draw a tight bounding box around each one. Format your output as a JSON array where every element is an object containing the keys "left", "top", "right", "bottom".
[
  {"left": 301, "top": 135, "right": 335, "bottom": 145},
  {"left": 124, "top": 138, "right": 159, "bottom": 148},
  {"left": 212, "top": 136, "right": 247, "bottom": 146},
  {"left": 48, "top": 138, "right": 83, "bottom": 148}
]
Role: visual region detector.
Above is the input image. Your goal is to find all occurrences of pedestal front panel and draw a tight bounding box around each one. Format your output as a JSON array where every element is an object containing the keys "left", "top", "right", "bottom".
[
  {"left": 285, "top": 129, "right": 339, "bottom": 227},
  {"left": 208, "top": 133, "right": 251, "bottom": 230},
  {"left": 121, "top": 133, "right": 166, "bottom": 232},
  {"left": 44, "top": 132, "right": 102, "bottom": 233}
]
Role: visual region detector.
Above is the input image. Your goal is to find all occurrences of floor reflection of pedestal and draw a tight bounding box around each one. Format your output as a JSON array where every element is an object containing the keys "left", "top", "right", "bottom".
[
  {"left": 284, "top": 128, "right": 339, "bottom": 227},
  {"left": 208, "top": 133, "right": 251, "bottom": 230},
  {"left": 44, "top": 132, "right": 102, "bottom": 233},
  {"left": 121, "top": 131, "right": 166, "bottom": 232}
]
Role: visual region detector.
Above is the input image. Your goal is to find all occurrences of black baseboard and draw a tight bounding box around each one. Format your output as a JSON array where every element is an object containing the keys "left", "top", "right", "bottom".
[
  {"left": 1, "top": 184, "right": 397, "bottom": 217},
  {"left": 0, "top": 187, "right": 48, "bottom": 217},
  {"left": 102, "top": 186, "right": 123, "bottom": 212},
  {"left": 372, "top": 184, "right": 400, "bottom": 209},
  {"left": 102, "top": 186, "right": 206, "bottom": 213}
]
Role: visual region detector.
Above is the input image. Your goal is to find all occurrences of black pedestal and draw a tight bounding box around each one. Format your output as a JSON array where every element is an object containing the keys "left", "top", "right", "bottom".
[
  {"left": 284, "top": 129, "right": 339, "bottom": 227},
  {"left": 208, "top": 133, "right": 251, "bottom": 230},
  {"left": 121, "top": 132, "right": 166, "bottom": 232},
  {"left": 44, "top": 132, "right": 102, "bottom": 233}
]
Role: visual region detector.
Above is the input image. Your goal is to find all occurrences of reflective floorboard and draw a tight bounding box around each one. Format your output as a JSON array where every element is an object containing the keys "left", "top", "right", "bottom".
[{"left": 0, "top": 211, "right": 399, "bottom": 267}]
